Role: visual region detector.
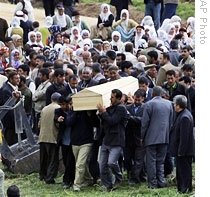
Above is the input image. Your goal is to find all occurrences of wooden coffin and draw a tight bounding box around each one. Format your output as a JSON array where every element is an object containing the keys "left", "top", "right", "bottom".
[{"left": 72, "top": 76, "right": 139, "bottom": 111}]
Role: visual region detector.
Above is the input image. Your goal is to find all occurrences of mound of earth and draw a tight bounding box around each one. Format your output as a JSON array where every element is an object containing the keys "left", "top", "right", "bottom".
[{"left": 74, "top": 3, "right": 144, "bottom": 23}]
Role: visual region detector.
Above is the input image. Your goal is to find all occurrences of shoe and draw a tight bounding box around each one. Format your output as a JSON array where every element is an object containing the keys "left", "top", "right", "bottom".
[
  {"left": 73, "top": 185, "right": 80, "bottom": 192},
  {"left": 81, "top": 182, "right": 92, "bottom": 187},
  {"left": 114, "top": 179, "right": 122, "bottom": 187},
  {"left": 45, "top": 180, "right": 55, "bottom": 184},
  {"left": 129, "top": 180, "right": 138, "bottom": 186},
  {"left": 148, "top": 185, "right": 157, "bottom": 189},
  {"left": 63, "top": 182, "right": 72, "bottom": 189},
  {"left": 106, "top": 186, "right": 117, "bottom": 192}
]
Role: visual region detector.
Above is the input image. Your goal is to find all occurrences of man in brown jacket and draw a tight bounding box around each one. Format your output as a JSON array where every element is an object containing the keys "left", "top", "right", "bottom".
[{"left": 38, "top": 92, "right": 61, "bottom": 184}]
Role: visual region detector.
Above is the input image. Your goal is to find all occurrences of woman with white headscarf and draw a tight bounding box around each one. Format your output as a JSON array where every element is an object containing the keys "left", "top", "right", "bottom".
[
  {"left": 70, "top": 26, "right": 82, "bottom": 48},
  {"left": 110, "top": 31, "right": 124, "bottom": 52},
  {"left": 164, "top": 23, "right": 176, "bottom": 45},
  {"left": 112, "top": 9, "right": 138, "bottom": 42},
  {"left": 36, "top": 31, "right": 44, "bottom": 48},
  {"left": 25, "top": 31, "right": 37, "bottom": 48},
  {"left": 52, "top": 4, "right": 73, "bottom": 35},
  {"left": 11, "top": 34, "right": 24, "bottom": 61},
  {"left": 90, "top": 3, "right": 115, "bottom": 40},
  {"left": 6, "top": 17, "right": 23, "bottom": 38},
  {"left": 14, "top": 0, "right": 35, "bottom": 22}
]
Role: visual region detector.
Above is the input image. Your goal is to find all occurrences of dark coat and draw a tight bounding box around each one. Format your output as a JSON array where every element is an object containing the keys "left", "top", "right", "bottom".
[
  {"left": 100, "top": 102, "right": 128, "bottom": 147},
  {"left": 0, "top": 82, "right": 16, "bottom": 129},
  {"left": 169, "top": 108, "right": 195, "bottom": 157},
  {"left": 162, "top": 81, "right": 192, "bottom": 112},
  {"left": 110, "top": 0, "right": 128, "bottom": 8},
  {"left": 97, "top": 14, "right": 114, "bottom": 28},
  {"left": 78, "top": 78, "right": 98, "bottom": 90},
  {"left": 126, "top": 103, "right": 144, "bottom": 146},
  {"left": 45, "top": 83, "right": 66, "bottom": 106},
  {"left": 67, "top": 110, "right": 100, "bottom": 146},
  {"left": 54, "top": 108, "right": 73, "bottom": 146}
]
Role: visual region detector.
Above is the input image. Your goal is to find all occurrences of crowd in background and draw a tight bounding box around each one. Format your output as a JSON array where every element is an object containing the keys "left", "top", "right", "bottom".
[{"left": 0, "top": 0, "right": 195, "bottom": 195}]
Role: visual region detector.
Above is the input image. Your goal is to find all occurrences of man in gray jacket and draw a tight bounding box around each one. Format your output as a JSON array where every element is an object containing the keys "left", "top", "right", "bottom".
[{"left": 141, "top": 86, "right": 173, "bottom": 189}]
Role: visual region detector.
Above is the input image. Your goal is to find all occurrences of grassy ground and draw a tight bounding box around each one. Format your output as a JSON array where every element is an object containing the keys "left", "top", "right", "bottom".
[{"left": 2, "top": 163, "right": 195, "bottom": 197}]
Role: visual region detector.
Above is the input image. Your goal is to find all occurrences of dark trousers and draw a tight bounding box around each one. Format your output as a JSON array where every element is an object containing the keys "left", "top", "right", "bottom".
[
  {"left": 146, "top": 144, "right": 167, "bottom": 188},
  {"left": 176, "top": 156, "right": 193, "bottom": 193},
  {"left": 4, "top": 128, "right": 18, "bottom": 146},
  {"left": 164, "top": 152, "right": 174, "bottom": 177},
  {"left": 161, "top": 3, "right": 178, "bottom": 24},
  {"left": 61, "top": 144, "right": 75, "bottom": 184},
  {"left": 43, "top": 0, "right": 55, "bottom": 16},
  {"left": 124, "top": 144, "right": 146, "bottom": 182},
  {"left": 99, "top": 144, "right": 123, "bottom": 189},
  {"left": 39, "top": 142, "right": 59, "bottom": 183},
  {"left": 88, "top": 141, "right": 100, "bottom": 182}
]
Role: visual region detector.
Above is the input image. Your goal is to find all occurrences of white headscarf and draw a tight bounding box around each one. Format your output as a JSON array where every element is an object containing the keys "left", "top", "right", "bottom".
[
  {"left": 99, "top": 3, "right": 112, "bottom": 22},
  {"left": 110, "top": 31, "right": 122, "bottom": 46},
  {"left": 36, "top": 31, "right": 44, "bottom": 48},
  {"left": 8, "top": 17, "right": 21, "bottom": 37},
  {"left": 45, "top": 16, "right": 53, "bottom": 28},
  {"left": 27, "top": 31, "right": 37, "bottom": 46},
  {"left": 56, "top": 10, "right": 67, "bottom": 28},
  {"left": 120, "top": 9, "right": 129, "bottom": 32}
]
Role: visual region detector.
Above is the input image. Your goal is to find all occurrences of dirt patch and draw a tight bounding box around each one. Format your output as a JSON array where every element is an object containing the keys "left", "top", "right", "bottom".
[{"left": 74, "top": 3, "right": 144, "bottom": 24}]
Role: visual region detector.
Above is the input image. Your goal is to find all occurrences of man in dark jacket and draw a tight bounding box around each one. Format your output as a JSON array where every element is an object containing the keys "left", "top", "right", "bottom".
[
  {"left": 124, "top": 89, "right": 146, "bottom": 185},
  {"left": 169, "top": 95, "right": 194, "bottom": 194},
  {"left": 97, "top": 89, "right": 128, "bottom": 191},
  {"left": 54, "top": 95, "right": 75, "bottom": 189}
]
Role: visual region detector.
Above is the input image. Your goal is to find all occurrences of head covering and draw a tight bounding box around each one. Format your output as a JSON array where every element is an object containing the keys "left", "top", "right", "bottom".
[
  {"left": 45, "top": 16, "right": 53, "bottom": 28},
  {"left": 99, "top": 3, "right": 112, "bottom": 22},
  {"left": 57, "top": 4, "right": 64, "bottom": 10},
  {"left": 120, "top": 9, "right": 129, "bottom": 31},
  {"left": 0, "top": 46, "right": 9, "bottom": 54},
  {"left": 51, "top": 92, "right": 61, "bottom": 101},
  {"left": 15, "top": 10, "right": 24, "bottom": 17}
]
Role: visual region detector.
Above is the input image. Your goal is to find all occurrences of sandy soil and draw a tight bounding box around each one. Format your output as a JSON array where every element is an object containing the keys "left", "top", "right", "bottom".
[{"left": 0, "top": 2, "right": 97, "bottom": 28}]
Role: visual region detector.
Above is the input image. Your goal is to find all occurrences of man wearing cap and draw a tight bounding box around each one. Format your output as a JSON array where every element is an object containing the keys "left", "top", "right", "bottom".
[
  {"left": 52, "top": 4, "right": 73, "bottom": 35},
  {"left": 88, "top": 39, "right": 103, "bottom": 61},
  {"left": 38, "top": 92, "right": 61, "bottom": 184},
  {"left": 72, "top": 10, "right": 90, "bottom": 33},
  {"left": 15, "top": 10, "right": 33, "bottom": 45}
]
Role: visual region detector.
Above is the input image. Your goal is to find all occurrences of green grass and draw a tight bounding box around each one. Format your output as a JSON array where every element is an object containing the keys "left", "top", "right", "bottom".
[{"left": 2, "top": 163, "right": 195, "bottom": 197}]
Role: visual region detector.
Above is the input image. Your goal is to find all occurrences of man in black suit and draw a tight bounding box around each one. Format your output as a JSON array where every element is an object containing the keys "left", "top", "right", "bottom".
[
  {"left": 0, "top": 71, "right": 21, "bottom": 146},
  {"left": 124, "top": 89, "right": 146, "bottom": 185},
  {"left": 63, "top": 74, "right": 79, "bottom": 97},
  {"left": 169, "top": 95, "right": 194, "bottom": 194}
]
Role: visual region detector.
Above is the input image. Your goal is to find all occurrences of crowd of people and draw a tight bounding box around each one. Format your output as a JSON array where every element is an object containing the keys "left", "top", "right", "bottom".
[{"left": 0, "top": 0, "right": 195, "bottom": 195}]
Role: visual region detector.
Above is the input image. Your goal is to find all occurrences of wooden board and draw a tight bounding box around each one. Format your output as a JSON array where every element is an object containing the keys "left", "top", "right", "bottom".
[{"left": 72, "top": 76, "right": 139, "bottom": 111}]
